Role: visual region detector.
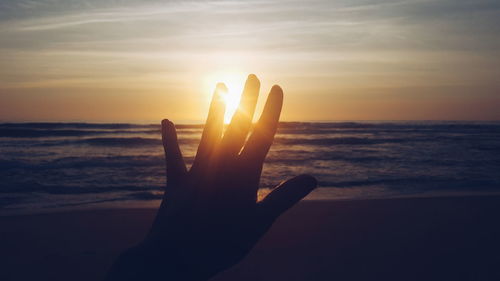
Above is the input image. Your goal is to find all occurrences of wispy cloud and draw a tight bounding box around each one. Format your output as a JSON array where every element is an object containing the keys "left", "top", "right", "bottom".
[{"left": 0, "top": 0, "right": 499, "bottom": 120}]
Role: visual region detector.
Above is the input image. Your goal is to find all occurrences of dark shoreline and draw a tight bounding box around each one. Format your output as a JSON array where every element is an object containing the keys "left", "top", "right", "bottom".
[{"left": 1, "top": 195, "right": 500, "bottom": 281}]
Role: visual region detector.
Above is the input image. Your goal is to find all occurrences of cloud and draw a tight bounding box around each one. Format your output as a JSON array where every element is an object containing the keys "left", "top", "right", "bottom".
[
  {"left": 1, "top": 0, "right": 499, "bottom": 53},
  {"left": 0, "top": 0, "right": 499, "bottom": 120}
]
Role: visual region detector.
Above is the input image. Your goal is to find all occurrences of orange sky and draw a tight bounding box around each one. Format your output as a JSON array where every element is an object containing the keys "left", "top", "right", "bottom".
[{"left": 1, "top": 0, "right": 499, "bottom": 122}]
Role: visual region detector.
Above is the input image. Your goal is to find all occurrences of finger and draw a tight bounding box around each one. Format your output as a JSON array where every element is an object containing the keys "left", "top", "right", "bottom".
[
  {"left": 161, "top": 119, "right": 187, "bottom": 187},
  {"left": 190, "top": 83, "right": 226, "bottom": 174},
  {"left": 257, "top": 175, "right": 317, "bottom": 221},
  {"left": 220, "top": 74, "right": 260, "bottom": 157},
  {"left": 240, "top": 85, "right": 283, "bottom": 168}
]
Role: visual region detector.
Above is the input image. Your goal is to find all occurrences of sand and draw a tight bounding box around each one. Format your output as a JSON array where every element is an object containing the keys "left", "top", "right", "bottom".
[{"left": 1, "top": 195, "right": 500, "bottom": 281}]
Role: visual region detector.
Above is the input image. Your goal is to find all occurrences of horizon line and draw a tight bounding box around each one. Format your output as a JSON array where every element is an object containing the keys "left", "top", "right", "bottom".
[{"left": 1, "top": 119, "right": 500, "bottom": 125}]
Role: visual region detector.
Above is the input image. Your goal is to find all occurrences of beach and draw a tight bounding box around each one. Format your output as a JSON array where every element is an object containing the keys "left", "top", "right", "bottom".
[
  {"left": 2, "top": 0, "right": 500, "bottom": 279},
  {"left": 2, "top": 195, "right": 499, "bottom": 281}
]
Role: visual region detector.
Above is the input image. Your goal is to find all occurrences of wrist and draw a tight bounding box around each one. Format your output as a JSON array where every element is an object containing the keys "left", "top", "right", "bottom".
[{"left": 106, "top": 242, "right": 207, "bottom": 281}]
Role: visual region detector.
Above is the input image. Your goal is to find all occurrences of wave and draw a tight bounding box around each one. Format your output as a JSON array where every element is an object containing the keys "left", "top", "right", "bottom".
[
  {"left": 0, "top": 137, "right": 200, "bottom": 147},
  {"left": 75, "top": 137, "right": 201, "bottom": 147},
  {"left": 0, "top": 128, "right": 164, "bottom": 138},
  {"left": 0, "top": 122, "right": 158, "bottom": 130},
  {"left": 2, "top": 122, "right": 500, "bottom": 140},
  {"left": 273, "top": 135, "right": 475, "bottom": 146},
  {"left": 0, "top": 153, "right": 397, "bottom": 173},
  {"left": 48, "top": 192, "right": 164, "bottom": 208},
  {"left": 0, "top": 191, "right": 164, "bottom": 209},
  {"left": 1, "top": 121, "right": 500, "bottom": 212},
  {"left": 6, "top": 137, "right": 166, "bottom": 147},
  {"left": 79, "top": 137, "right": 161, "bottom": 146},
  {"left": 2, "top": 121, "right": 499, "bottom": 131},
  {"left": 2, "top": 135, "right": 441, "bottom": 148},
  {"left": 3, "top": 153, "right": 498, "bottom": 175},
  {"left": 2, "top": 134, "right": 498, "bottom": 150},
  {"left": 0, "top": 122, "right": 203, "bottom": 130},
  {"left": 319, "top": 177, "right": 500, "bottom": 190},
  {"left": 2, "top": 177, "right": 498, "bottom": 196},
  {"left": 0, "top": 196, "right": 28, "bottom": 208},
  {"left": 0, "top": 155, "right": 166, "bottom": 170},
  {"left": 0, "top": 182, "right": 163, "bottom": 194}
]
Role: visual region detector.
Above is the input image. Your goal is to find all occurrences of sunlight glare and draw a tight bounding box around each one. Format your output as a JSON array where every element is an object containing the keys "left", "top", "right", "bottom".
[{"left": 204, "top": 72, "right": 245, "bottom": 123}]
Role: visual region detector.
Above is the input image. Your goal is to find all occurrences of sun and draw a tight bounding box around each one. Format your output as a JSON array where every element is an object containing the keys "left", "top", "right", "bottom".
[
  {"left": 221, "top": 88, "right": 241, "bottom": 124},
  {"left": 204, "top": 72, "right": 245, "bottom": 123}
]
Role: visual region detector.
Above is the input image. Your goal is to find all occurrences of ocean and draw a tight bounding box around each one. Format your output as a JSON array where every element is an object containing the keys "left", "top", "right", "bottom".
[{"left": 1, "top": 121, "right": 500, "bottom": 214}]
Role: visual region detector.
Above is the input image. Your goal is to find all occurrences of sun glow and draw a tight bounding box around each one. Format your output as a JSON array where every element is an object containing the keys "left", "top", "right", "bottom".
[
  {"left": 204, "top": 72, "right": 245, "bottom": 123},
  {"left": 222, "top": 89, "right": 241, "bottom": 124}
]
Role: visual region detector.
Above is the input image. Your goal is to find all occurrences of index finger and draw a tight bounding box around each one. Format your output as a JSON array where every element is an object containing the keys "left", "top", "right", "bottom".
[{"left": 190, "top": 83, "right": 226, "bottom": 175}]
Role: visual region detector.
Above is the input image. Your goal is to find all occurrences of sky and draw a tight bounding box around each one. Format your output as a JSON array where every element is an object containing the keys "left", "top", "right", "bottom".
[{"left": 0, "top": 0, "right": 499, "bottom": 122}]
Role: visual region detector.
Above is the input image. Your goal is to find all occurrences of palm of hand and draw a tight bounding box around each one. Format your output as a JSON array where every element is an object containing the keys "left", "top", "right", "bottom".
[{"left": 145, "top": 75, "right": 317, "bottom": 280}]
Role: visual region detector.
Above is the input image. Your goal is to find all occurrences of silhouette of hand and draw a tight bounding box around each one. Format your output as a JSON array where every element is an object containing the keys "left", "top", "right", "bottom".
[{"left": 106, "top": 74, "right": 317, "bottom": 281}]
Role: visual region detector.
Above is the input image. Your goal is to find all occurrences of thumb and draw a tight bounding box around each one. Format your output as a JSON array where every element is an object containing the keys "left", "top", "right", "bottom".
[{"left": 258, "top": 174, "right": 317, "bottom": 221}]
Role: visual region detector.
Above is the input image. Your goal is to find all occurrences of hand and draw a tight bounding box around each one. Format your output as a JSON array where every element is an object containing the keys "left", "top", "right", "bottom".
[{"left": 106, "top": 74, "right": 317, "bottom": 281}]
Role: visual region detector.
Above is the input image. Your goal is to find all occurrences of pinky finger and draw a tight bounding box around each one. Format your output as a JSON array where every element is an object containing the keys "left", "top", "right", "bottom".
[{"left": 161, "top": 119, "right": 187, "bottom": 187}]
